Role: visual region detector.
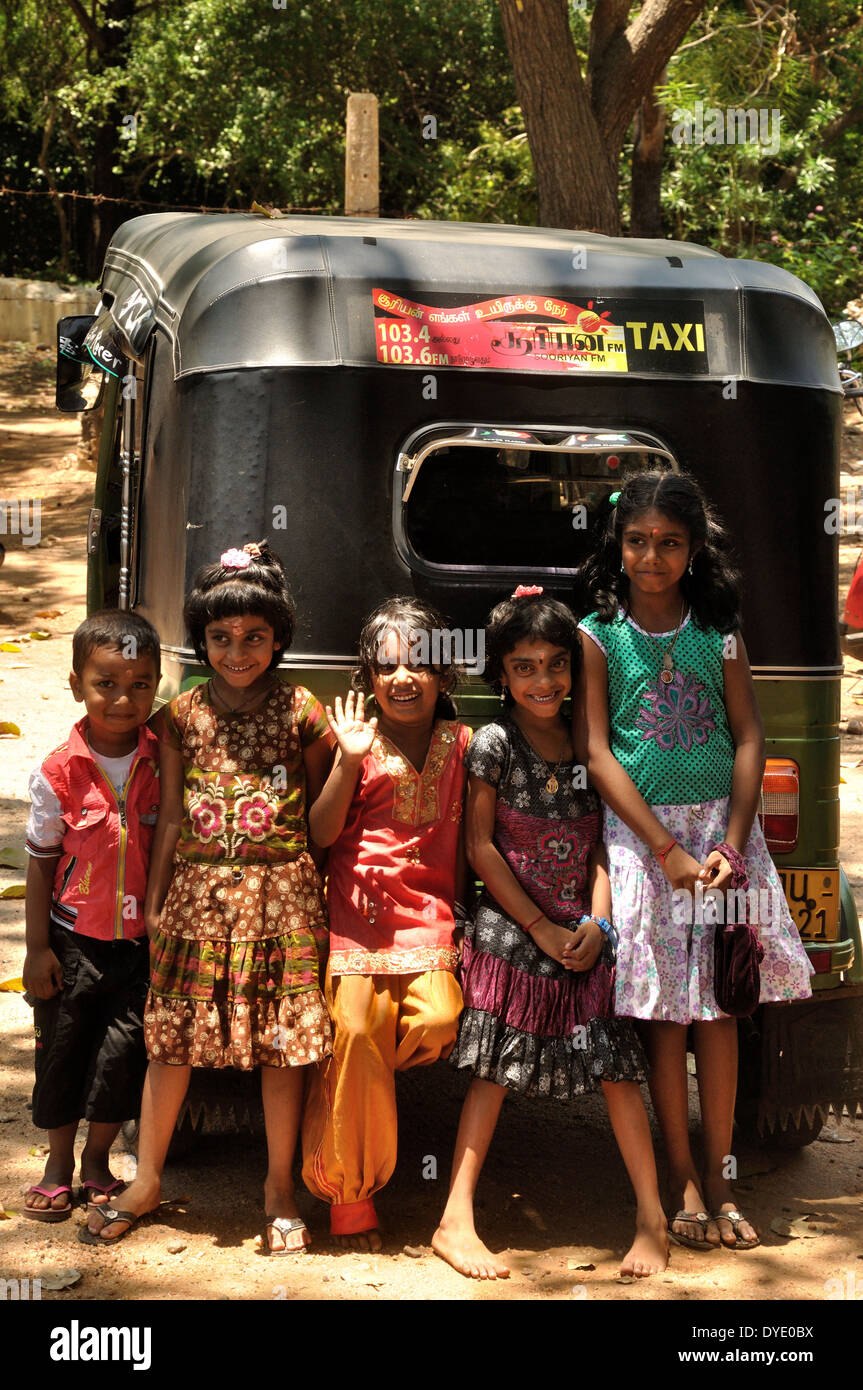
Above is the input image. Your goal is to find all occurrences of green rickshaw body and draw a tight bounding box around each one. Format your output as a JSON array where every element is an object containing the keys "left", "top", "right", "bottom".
[{"left": 61, "top": 212, "right": 863, "bottom": 1140}]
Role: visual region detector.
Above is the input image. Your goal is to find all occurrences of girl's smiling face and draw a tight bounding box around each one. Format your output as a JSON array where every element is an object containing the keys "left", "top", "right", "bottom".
[
  {"left": 501, "top": 639, "right": 572, "bottom": 718},
  {"left": 371, "top": 628, "right": 442, "bottom": 729},
  {"left": 620, "top": 508, "right": 693, "bottom": 593},
  {"left": 205, "top": 614, "right": 279, "bottom": 688}
]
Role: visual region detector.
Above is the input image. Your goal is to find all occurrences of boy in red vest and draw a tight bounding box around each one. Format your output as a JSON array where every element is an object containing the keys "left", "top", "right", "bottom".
[{"left": 22, "top": 610, "right": 161, "bottom": 1220}]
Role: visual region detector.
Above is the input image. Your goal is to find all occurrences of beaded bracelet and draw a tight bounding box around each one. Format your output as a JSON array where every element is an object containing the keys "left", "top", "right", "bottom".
[{"left": 577, "top": 914, "right": 619, "bottom": 952}]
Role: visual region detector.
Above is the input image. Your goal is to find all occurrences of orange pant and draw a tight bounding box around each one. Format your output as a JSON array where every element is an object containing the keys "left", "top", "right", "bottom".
[{"left": 302, "top": 967, "right": 463, "bottom": 1233}]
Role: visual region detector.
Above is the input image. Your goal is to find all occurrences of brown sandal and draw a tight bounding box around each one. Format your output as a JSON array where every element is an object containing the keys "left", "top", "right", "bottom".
[
  {"left": 711, "top": 1208, "right": 760, "bottom": 1250},
  {"left": 667, "top": 1210, "right": 719, "bottom": 1251}
]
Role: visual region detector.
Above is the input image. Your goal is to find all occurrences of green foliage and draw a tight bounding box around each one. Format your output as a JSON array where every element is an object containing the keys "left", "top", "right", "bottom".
[
  {"left": 649, "top": 0, "right": 863, "bottom": 313},
  {"left": 1, "top": 0, "right": 861, "bottom": 315}
]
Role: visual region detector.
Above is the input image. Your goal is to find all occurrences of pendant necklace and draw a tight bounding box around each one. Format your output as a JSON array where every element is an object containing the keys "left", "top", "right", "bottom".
[
  {"left": 529, "top": 731, "right": 569, "bottom": 794},
  {"left": 210, "top": 675, "right": 276, "bottom": 714},
  {"left": 642, "top": 604, "right": 687, "bottom": 685}
]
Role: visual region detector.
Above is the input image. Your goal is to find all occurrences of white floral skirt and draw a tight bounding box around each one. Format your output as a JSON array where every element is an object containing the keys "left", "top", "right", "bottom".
[{"left": 603, "top": 796, "right": 814, "bottom": 1023}]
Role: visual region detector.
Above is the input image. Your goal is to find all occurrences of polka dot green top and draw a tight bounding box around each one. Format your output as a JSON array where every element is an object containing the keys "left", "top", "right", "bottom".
[{"left": 579, "top": 609, "right": 735, "bottom": 807}]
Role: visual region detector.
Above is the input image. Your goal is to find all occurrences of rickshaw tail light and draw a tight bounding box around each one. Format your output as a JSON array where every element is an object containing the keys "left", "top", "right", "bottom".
[{"left": 758, "top": 758, "right": 799, "bottom": 854}]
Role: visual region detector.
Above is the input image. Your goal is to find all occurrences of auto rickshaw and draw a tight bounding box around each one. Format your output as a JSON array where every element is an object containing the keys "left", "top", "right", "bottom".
[{"left": 56, "top": 211, "right": 863, "bottom": 1147}]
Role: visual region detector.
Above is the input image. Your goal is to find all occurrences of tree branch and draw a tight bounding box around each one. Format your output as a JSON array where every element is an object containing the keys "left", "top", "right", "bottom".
[
  {"left": 62, "top": 0, "right": 106, "bottom": 53},
  {"left": 592, "top": 0, "right": 709, "bottom": 154}
]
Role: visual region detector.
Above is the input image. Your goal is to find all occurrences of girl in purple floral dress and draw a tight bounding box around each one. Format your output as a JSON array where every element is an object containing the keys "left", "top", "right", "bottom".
[
  {"left": 83, "top": 542, "right": 334, "bottom": 1255},
  {"left": 578, "top": 471, "right": 811, "bottom": 1256},
  {"left": 433, "top": 590, "right": 668, "bottom": 1283}
]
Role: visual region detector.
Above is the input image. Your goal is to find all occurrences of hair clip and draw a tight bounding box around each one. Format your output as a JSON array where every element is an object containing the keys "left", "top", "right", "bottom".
[
  {"left": 609, "top": 491, "right": 621, "bottom": 505},
  {"left": 511, "top": 584, "right": 544, "bottom": 599},
  {"left": 220, "top": 548, "right": 252, "bottom": 569}
]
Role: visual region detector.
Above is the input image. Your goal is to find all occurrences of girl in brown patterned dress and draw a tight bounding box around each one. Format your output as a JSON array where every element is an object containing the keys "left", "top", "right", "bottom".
[{"left": 83, "top": 542, "right": 334, "bottom": 1254}]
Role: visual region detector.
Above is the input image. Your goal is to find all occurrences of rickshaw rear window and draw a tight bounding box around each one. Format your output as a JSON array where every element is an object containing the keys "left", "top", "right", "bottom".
[{"left": 404, "top": 439, "right": 676, "bottom": 571}]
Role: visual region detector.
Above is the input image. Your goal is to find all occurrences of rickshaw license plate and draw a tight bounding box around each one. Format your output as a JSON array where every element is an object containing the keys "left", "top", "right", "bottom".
[{"left": 777, "top": 869, "right": 840, "bottom": 941}]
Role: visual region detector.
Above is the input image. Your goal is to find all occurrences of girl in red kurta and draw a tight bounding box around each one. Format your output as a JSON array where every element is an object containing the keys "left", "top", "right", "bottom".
[{"left": 302, "top": 597, "right": 470, "bottom": 1249}]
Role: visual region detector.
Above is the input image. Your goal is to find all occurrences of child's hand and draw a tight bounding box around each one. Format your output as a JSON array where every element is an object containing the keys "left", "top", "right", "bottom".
[
  {"left": 661, "top": 844, "right": 702, "bottom": 893},
  {"left": 698, "top": 850, "right": 733, "bottom": 892},
  {"left": 22, "top": 947, "right": 63, "bottom": 999},
  {"left": 325, "top": 692, "right": 378, "bottom": 765},
  {"left": 561, "top": 919, "right": 603, "bottom": 972},
  {"left": 144, "top": 909, "right": 163, "bottom": 939}
]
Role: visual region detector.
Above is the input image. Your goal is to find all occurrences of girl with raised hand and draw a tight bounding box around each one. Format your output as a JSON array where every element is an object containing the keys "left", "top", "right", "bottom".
[{"left": 302, "top": 597, "right": 471, "bottom": 1251}]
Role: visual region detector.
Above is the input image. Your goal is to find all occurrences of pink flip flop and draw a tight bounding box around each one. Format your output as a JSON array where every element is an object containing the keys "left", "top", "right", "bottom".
[
  {"left": 23, "top": 1183, "right": 74, "bottom": 1222},
  {"left": 79, "top": 1179, "right": 128, "bottom": 1207}
]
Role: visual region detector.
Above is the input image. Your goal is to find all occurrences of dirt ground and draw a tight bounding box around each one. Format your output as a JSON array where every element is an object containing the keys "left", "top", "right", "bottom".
[{"left": 2, "top": 342, "right": 863, "bottom": 1305}]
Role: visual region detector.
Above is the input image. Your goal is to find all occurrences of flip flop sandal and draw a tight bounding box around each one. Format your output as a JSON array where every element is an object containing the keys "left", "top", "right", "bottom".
[
  {"left": 261, "top": 1215, "right": 310, "bottom": 1256},
  {"left": 667, "top": 1210, "right": 719, "bottom": 1251},
  {"left": 23, "top": 1183, "right": 74, "bottom": 1222},
  {"left": 78, "top": 1178, "right": 128, "bottom": 1207},
  {"left": 78, "top": 1207, "right": 151, "bottom": 1246},
  {"left": 711, "top": 1208, "right": 760, "bottom": 1250}
]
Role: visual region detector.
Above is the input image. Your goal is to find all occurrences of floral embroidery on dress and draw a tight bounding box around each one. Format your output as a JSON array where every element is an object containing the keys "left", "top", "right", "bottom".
[
  {"left": 234, "top": 786, "right": 279, "bottom": 842},
  {"left": 188, "top": 782, "right": 227, "bottom": 844},
  {"left": 636, "top": 670, "right": 716, "bottom": 753}
]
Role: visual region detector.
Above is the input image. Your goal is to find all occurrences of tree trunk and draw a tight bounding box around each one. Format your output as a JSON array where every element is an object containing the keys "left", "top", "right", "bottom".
[
  {"left": 629, "top": 73, "right": 666, "bottom": 238},
  {"left": 497, "top": 0, "right": 709, "bottom": 235},
  {"left": 497, "top": 0, "right": 619, "bottom": 233}
]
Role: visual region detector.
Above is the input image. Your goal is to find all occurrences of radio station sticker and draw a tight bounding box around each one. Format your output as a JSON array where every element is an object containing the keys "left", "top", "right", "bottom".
[{"left": 372, "top": 289, "right": 708, "bottom": 374}]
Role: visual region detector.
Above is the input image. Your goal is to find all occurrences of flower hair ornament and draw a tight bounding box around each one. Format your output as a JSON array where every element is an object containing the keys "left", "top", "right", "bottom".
[
  {"left": 511, "top": 584, "right": 544, "bottom": 599},
  {"left": 220, "top": 542, "right": 263, "bottom": 570}
]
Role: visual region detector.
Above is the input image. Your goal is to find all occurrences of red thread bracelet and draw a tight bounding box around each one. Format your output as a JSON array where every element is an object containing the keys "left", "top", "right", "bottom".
[
  {"left": 656, "top": 838, "right": 678, "bottom": 866},
  {"left": 523, "top": 913, "right": 544, "bottom": 934}
]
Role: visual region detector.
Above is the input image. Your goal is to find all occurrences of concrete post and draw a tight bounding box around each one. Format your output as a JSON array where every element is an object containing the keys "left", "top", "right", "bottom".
[{"left": 345, "top": 93, "right": 379, "bottom": 218}]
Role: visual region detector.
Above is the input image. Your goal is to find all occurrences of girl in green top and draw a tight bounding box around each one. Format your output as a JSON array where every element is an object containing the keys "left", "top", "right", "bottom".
[{"left": 575, "top": 471, "right": 811, "bottom": 1256}]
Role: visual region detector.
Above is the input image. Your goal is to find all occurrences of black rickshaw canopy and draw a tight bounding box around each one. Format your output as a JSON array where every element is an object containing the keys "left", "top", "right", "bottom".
[{"left": 96, "top": 212, "right": 839, "bottom": 391}]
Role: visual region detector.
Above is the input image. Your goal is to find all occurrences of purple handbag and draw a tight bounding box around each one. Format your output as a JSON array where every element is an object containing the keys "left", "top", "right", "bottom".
[{"left": 711, "top": 841, "right": 765, "bottom": 1017}]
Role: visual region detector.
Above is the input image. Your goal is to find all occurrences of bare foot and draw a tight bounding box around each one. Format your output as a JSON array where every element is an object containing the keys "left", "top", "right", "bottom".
[
  {"left": 25, "top": 1164, "right": 73, "bottom": 1214},
  {"left": 334, "top": 1230, "right": 383, "bottom": 1253},
  {"left": 432, "top": 1217, "right": 510, "bottom": 1280},
  {"left": 620, "top": 1213, "right": 669, "bottom": 1277},
  {"left": 85, "top": 1175, "right": 160, "bottom": 1240},
  {"left": 667, "top": 1177, "right": 720, "bottom": 1248}
]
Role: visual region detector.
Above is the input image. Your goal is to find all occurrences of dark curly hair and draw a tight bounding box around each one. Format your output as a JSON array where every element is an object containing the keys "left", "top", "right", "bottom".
[
  {"left": 579, "top": 470, "right": 741, "bottom": 633},
  {"left": 484, "top": 592, "right": 581, "bottom": 705},
  {"left": 184, "top": 541, "right": 295, "bottom": 669},
  {"left": 352, "top": 596, "right": 461, "bottom": 719}
]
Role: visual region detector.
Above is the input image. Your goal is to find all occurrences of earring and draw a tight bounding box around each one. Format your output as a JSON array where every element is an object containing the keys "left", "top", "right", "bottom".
[
  {"left": 688, "top": 558, "right": 694, "bottom": 575},
  {"left": 499, "top": 687, "right": 506, "bottom": 705},
  {"left": 620, "top": 562, "right": 625, "bottom": 573}
]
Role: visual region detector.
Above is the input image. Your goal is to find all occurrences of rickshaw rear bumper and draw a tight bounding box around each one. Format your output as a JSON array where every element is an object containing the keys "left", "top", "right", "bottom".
[{"left": 740, "top": 986, "right": 863, "bottom": 1131}]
